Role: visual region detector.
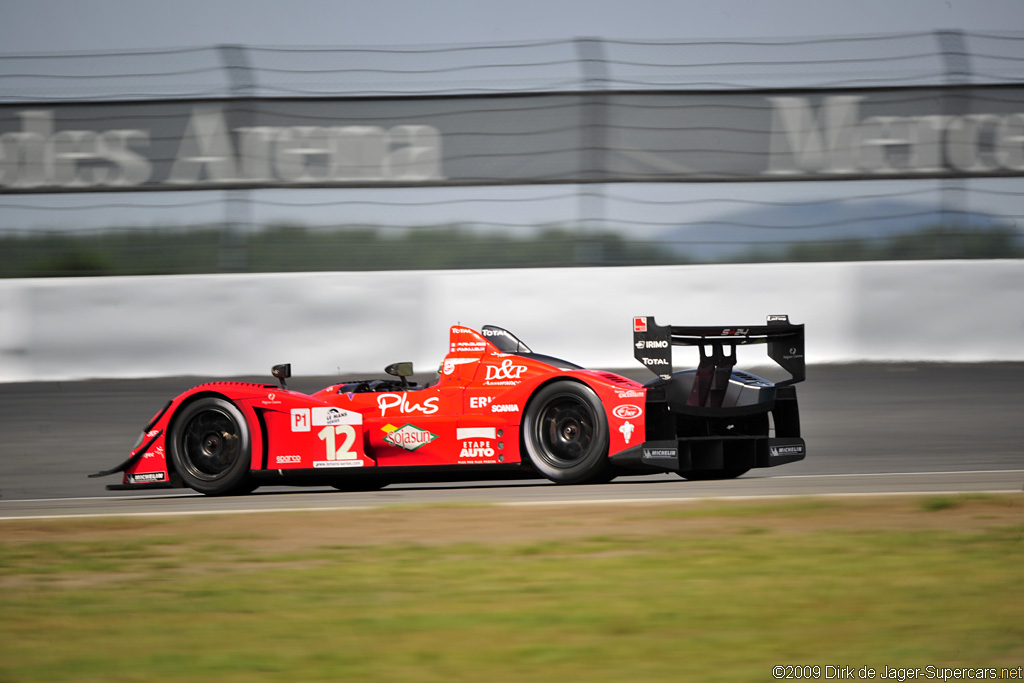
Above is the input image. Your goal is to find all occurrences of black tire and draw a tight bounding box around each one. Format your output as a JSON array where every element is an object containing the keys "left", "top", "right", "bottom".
[
  {"left": 679, "top": 468, "right": 750, "bottom": 481},
  {"left": 521, "top": 381, "right": 610, "bottom": 484},
  {"left": 168, "top": 396, "right": 254, "bottom": 496}
]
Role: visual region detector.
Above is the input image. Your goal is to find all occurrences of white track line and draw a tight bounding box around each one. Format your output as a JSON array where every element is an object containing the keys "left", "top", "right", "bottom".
[
  {"left": 4, "top": 469, "right": 1022, "bottom": 506},
  {"left": 1, "top": 490, "right": 1020, "bottom": 521}
]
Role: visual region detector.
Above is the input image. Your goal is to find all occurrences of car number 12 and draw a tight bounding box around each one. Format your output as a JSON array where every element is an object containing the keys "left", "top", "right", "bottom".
[{"left": 318, "top": 425, "right": 358, "bottom": 460}]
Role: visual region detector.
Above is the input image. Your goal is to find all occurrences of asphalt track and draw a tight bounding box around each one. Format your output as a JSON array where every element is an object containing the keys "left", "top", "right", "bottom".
[{"left": 1, "top": 364, "right": 1021, "bottom": 519}]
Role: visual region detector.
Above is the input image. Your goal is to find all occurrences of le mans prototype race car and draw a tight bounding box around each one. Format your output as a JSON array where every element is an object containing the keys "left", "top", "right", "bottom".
[{"left": 92, "top": 316, "right": 806, "bottom": 495}]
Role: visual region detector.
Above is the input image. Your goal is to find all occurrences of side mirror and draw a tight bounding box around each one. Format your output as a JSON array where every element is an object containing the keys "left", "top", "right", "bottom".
[
  {"left": 384, "top": 361, "right": 413, "bottom": 387},
  {"left": 272, "top": 363, "right": 291, "bottom": 390}
]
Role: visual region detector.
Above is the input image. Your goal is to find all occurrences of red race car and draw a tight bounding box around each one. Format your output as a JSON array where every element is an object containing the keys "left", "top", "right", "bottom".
[{"left": 92, "top": 316, "right": 806, "bottom": 495}]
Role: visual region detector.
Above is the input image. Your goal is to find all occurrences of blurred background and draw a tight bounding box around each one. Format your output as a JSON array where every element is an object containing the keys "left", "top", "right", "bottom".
[
  {"left": 1, "top": 2, "right": 1023, "bottom": 277},
  {"left": 0, "top": 1, "right": 1022, "bottom": 381}
]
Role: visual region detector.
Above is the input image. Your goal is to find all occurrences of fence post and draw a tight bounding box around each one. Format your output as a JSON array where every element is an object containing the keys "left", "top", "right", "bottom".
[
  {"left": 936, "top": 30, "right": 972, "bottom": 246},
  {"left": 575, "top": 37, "right": 609, "bottom": 265},
  {"left": 217, "top": 44, "right": 256, "bottom": 272}
]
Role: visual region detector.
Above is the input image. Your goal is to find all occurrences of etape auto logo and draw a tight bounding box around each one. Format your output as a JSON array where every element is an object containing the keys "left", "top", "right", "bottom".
[
  {"left": 382, "top": 423, "right": 438, "bottom": 451},
  {"left": 457, "top": 427, "right": 499, "bottom": 461}
]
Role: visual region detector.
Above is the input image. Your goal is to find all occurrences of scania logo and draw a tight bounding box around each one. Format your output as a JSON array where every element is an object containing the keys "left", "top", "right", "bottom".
[{"left": 612, "top": 404, "right": 642, "bottom": 419}]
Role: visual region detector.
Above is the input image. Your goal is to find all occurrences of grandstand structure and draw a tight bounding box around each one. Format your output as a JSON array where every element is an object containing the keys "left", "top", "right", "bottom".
[{"left": 1, "top": 31, "right": 1022, "bottom": 272}]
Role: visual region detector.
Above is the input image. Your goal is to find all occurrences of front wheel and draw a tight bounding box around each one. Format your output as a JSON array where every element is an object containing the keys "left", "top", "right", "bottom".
[
  {"left": 168, "top": 396, "right": 254, "bottom": 495},
  {"left": 521, "top": 381, "right": 610, "bottom": 484}
]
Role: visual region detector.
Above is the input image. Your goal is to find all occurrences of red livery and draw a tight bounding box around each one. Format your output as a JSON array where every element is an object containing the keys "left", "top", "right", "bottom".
[{"left": 93, "top": 317, "right": 807, "bottom": 495}]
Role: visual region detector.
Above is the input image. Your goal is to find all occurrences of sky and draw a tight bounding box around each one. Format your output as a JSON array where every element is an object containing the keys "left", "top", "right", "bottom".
[{"left": 1, "top": 0, "right": 1022, "bottom": 53}]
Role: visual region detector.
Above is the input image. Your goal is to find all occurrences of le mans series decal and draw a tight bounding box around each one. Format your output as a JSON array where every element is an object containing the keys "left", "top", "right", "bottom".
[{"left": 290, "top": 406, "right": 362, "bottom": 432}]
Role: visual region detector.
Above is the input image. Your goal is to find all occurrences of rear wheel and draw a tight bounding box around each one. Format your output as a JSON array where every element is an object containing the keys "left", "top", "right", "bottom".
[
  {"left": 169, "top": 397, "right": 254, "bottom": 495},
  {"left": 521, "top": 381, "right": 610, "bottom": 484}
]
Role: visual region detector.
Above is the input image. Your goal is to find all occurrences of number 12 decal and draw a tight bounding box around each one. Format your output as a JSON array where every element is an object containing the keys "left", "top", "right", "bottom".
[{"left": 318, "top": 425, "right": 358, "bottom": 460}]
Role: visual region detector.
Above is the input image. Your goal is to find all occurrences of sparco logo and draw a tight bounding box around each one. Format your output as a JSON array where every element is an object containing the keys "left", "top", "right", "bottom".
[{"left": 642, "top": 357, "right": 669, "bottom": 366}]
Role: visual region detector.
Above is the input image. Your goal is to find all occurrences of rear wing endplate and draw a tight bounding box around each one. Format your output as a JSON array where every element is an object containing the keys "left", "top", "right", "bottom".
[{"left": 633, "top": 314, "right": 805, "bottom": 386}]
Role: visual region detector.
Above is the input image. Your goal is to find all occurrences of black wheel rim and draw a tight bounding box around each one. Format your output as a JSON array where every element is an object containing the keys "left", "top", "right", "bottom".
[
  {"left": 178, "top": 408, "right": 243, "bottom": 482},
  {"left": 533, "top": 395, "right": 596, "bottom": 468}
]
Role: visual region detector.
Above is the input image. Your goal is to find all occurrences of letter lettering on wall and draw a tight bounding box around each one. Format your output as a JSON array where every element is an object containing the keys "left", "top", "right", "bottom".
[
  {"left": 766, "top": 96, "right": 863, "bottom": 175},
  {"left": 167, "top": 107, "right": 239, "bottom": 183}
]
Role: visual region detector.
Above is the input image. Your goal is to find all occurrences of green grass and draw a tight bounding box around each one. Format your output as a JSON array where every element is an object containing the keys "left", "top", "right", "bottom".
[{"left": 0, "top": 497, "right": 1021, "bottom": 682}]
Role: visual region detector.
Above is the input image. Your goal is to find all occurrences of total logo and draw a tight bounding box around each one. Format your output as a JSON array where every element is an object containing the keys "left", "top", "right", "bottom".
[
  {"left": 642, "top": 357, "right": 669, "bottom": 366},
  {"left": 484, "top": 359, "right": 527, "bottom": 382},
  {"left": 377, "top": 393, "right": 440, "bottom": 417}
]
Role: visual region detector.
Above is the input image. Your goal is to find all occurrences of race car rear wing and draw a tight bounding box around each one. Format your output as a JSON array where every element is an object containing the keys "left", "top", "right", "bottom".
[{"left": 633, "top": 314, "right": 805, "bottom": 387}]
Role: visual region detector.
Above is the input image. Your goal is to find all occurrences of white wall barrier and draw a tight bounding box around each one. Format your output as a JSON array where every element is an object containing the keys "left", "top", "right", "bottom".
[{"left": 0, "top": 259, "right": 1021, "bottom": 383}]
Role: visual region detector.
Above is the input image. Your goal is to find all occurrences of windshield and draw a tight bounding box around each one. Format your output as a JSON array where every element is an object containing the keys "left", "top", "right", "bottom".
[{"left": 480, "top": 325, "right": 532, "bottom": 354}]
